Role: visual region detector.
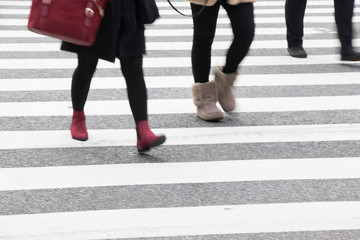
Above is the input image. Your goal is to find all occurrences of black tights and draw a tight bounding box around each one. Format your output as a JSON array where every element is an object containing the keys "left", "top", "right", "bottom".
[
  {"left": 191, "top": 2, "right": 254, "bottom": 83},
  {"left": 71, "top": 54, "right": 147, "bottom": 123}
]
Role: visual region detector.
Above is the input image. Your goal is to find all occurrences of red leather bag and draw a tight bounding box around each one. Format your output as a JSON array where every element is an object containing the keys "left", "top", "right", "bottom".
[{"left": 28, "top": 0, "right": 109, "bottom": 46}]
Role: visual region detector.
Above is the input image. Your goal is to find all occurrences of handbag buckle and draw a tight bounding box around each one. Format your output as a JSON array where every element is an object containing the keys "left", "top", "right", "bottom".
[{"left": 85, "top": 7, "right": 94, "bottom": 17}]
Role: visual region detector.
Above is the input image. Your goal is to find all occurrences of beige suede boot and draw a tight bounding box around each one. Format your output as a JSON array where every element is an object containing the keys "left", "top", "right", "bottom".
[
  {"left": 191, "top": 81, "right": 223, "bottom": 121},
  {"left": 214, "top": 67, "right": 238, "bottom": 112}
]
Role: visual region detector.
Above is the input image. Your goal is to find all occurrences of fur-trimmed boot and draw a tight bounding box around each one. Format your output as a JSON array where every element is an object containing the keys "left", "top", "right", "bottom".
[
  {"left": 214, "top": 67, "right": 238, "bottom": 112},
  {"left": 136, "top": 120, "right": 166, "bottom": 153},
  {"left": 70, "top": 110, "right": 88, "bottom": 141},
  {"left": 191, "top": 81, "right": 223, "bottom": 121}
]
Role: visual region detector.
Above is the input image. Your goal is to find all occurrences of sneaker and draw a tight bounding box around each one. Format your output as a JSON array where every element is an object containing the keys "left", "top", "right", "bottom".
[{"left": 287, "top": 46, "right": 307, "bottom": 58}]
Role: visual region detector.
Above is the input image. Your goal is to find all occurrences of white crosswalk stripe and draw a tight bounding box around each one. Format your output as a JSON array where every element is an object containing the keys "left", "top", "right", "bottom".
[
  {"left": 1, "top": 0, "right": 360, "bottom": 239},
  {"left": 4, "top": 39, "right": 360, "bottom": 52},
  {"left": 1, "top": 96, "right": 360, "bottom": 117},
  {"left": 1, "top": 202, "right": 360, "bottom": 239},
  {"left": 2, "top": 54, "right": 360, "bottom": 69},
  {"left": 0, "top": 123, "right": 360, "bottom": 149},
  {"left": 1, "top": 157, "right": 360, "bottom": 191}
]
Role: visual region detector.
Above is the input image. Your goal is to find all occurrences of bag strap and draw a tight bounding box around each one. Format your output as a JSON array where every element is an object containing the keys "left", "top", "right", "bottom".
[
  {"left": 93, "top": 0, "right": 110, "bottom": 18},
  {"left": 167, "top": 0, "right": 209, "bottom": 17}
]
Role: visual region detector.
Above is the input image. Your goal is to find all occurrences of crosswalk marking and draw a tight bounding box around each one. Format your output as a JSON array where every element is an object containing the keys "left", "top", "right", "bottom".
[
  {"left": 3, "top": 16, "right": 360, "bottom": 26},
  {"left": 2, "top": 39, "right": 360, "bottom": 51},
  {"left": 1, "top": 157, "right": 360, "bottom": 191},
  {"left": 0, "top": 27, "right": 337, "bottom": 38},
  {"left": 2, "top": 72, "right": 360, "bottom": 91},
  {"left": 0, "top": 123, "right": 359, "bottom": 149},
  {"left": 1, "top": 95, "right": 359, "bottom": 117},
  {"left": 1, "top": 55, "right": 357, "bottom": 70},
  {"left": 3, "top": 7, "right": 360, "bottom": 15},
  {"left": 1, "top": 202, "right": 359, "bottom": 239}
]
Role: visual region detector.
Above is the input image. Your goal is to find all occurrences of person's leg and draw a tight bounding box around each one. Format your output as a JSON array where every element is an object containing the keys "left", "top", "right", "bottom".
[
  {"left": 334, "top": 0, "right": 360, "bottom": 60},
  {"left": 334, "top": 0, "right": 354, "bottom": 50},
  {"left": 71, "top": 54, "right": 98, "bottom": 111},
  {"left": 120, "top": 56, "right": 147, "bottom": 123},
  {"left": 191, "top": 2, "right": 220, "bottom": 84},
  {"left": 222, "top": 2, "right": 254, "bottom": 74},
  {"left": 120, "top": 56, "right": 165, "bottom": 152},
  {"left": 285, "top": 0, "right": 308, "bottom": 58},
  {"left": 213, "top": 2, "right": 254, "bottom": 112},
  {"left": 285, "top": 0, "right": 307, "bottom": 47},
  {"left": 190, "top": 2, "right": 224, "bottom": 121},
  {"left": 70, "top": 54, "right": 98, "bottom": 141}
]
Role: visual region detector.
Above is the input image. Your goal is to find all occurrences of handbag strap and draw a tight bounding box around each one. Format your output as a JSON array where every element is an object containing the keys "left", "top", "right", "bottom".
[
  {"left": 93, "top": 0, "right": 110, "bottom": 18},
  {"left": 167, "top": 0, "right": 209, "bottom": 17}
]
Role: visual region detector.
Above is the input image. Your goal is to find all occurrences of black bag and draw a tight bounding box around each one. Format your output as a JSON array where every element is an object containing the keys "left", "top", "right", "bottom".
[{"left": 136, "top": 0, "right": 159, "bottom": 24}]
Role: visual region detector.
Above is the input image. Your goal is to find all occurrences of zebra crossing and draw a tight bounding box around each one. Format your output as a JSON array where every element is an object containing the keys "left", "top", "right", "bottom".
[{"left": 1, "top": 0, "right": 360, "bottom": 239}]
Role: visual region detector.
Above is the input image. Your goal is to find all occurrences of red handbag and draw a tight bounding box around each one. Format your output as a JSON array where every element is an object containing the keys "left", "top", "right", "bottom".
[{"left": 28, "top": 0, "right": 109, "bottom": 46}]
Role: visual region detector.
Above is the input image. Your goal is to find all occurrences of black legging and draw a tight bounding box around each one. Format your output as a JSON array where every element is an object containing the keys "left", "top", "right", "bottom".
[
  {"left": 191, "top": 2, "right": 254, "bottom": 83},
  {"left": 71, "top": 54, "right": 147, "bottom": 123}
]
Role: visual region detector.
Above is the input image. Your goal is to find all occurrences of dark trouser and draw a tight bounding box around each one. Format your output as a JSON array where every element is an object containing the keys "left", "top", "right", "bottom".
[
  {"left": 285, "top": 0, "right": 307, "bottom": 48},
  {"left": 71, "top": 54, "right": 147, "bottom": 123},
  {"left": 334, "top": 0, "right": 354, "bottom": 52},
  {"left": 191, "top": 2, "right": 254, "bottom": 83},
  {"left": 285, "top": 0, "right": 354, "bottom": 51}
]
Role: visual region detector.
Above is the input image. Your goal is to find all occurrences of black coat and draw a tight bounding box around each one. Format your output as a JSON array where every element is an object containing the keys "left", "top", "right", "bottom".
[{"left": 61, "top": 0, "right": 159, "bottom": 62}]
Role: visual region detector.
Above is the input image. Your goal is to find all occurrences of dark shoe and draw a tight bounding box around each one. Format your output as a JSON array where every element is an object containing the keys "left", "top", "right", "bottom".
[
  {"left": 136, "top": 120, "right": 166, "bottom": 153},
  {"left": 287, "top": 46, "right": 307, "bottom": 58},
  {"left": 341, "top": 48, "right": 360, "bottom": 61},
  {"left": 70, "top": 110, "right": 88, "bottom": 141}
]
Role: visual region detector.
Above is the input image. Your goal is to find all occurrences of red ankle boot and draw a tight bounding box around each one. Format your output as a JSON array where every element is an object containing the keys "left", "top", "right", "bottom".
[
  {"left": 70, "top": 110, "right": 88, "bottom": 141},
  {"left": 136, "top": 120, "right": 166, "bottom": 153}
]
